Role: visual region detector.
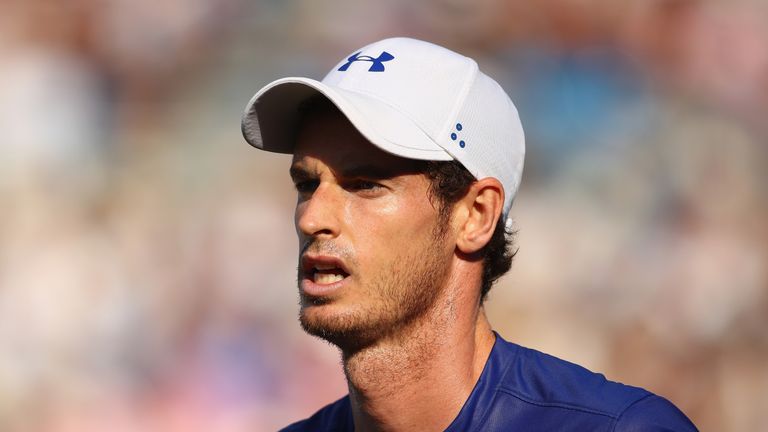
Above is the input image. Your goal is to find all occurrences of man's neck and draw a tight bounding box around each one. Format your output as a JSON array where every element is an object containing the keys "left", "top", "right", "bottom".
[{"left": 342, "top": 295, "right": 496, "bottom": 432}]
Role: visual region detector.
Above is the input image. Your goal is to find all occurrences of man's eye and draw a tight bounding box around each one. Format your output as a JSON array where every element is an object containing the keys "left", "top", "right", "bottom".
[
  {"left": 294, "top": 180, "right": 319, "bottom": 193},
  {"left": 348, "top": 180, "right": 382, "bottom": 191}
]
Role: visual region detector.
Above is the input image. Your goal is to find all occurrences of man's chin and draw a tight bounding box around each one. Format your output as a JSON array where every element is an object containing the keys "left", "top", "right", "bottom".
[{"left": 299, "top": 305, "right": 383, "bottom": 353}]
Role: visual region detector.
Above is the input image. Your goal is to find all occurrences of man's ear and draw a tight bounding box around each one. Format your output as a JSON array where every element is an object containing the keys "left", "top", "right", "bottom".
[{"left": 455, "top": 178, "right": 504, "bottom": 254}]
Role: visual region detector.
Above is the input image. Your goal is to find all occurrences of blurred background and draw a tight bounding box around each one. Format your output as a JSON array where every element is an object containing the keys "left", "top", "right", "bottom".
[{"left": 1, "top": 0, "right": 767, "bottom": 430}]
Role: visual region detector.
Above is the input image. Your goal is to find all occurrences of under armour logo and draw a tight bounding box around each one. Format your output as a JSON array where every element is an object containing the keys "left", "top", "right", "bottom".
[{"left": 338, "top": 51, "right": 395, "bottom": 72}]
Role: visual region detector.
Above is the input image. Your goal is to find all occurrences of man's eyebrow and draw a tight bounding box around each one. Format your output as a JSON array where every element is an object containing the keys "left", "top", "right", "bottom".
[
  {"left": 289, "top": 162, "right": 421, "bottom": 181},
  {"left": 340, "top": 164, "right": 417, "bottom": 179},
  {"left": 289, "top": 165, "right": 316, "bottom": 181}
]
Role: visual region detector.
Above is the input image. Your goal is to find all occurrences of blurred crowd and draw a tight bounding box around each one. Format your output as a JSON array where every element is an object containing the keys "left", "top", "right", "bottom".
[{"left": 1, "top": 0, "right": 766, "bottom": 431}]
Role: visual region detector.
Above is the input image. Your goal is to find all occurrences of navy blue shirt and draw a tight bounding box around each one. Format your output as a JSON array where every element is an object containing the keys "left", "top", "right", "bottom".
[{"left": 282, "top": 333, "right": 698, "bottom": 431}]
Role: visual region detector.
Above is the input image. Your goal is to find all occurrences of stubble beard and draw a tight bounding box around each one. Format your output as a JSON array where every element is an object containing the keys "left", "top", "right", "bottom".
[{"left": 298, "top": 227, "right": 450, "bottom": 355}]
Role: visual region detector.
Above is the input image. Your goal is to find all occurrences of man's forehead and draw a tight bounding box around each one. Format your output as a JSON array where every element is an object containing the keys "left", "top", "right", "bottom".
[
  {"left": 290, "top": 159, "right": 420, "bottom": 182},
  {"left": 291, "top": 112, "right": 423, "bottom": 177}
]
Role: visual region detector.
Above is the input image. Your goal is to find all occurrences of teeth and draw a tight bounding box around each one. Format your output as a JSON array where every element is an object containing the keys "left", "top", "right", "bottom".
[
  {"left": 313, "top": 272, "right": 345, "bottom": 285},
  {"left": 314, "top": 263, "right": 338, "bottom": 271}
]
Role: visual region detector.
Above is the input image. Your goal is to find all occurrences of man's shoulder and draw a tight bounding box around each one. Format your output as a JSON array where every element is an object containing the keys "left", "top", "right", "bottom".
[
  {"left": 485, "top": 336, "right": 697, "bottom": 430},
  {"left": 279, "top": 395, "right": 352, "bottom": 432},
  {"left": 495, "top": 338, "right": 650, "bottom": 415}
]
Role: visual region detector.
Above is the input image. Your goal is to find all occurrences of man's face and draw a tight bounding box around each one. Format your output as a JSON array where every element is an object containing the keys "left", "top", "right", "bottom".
[{"left": 290, "top": 109, "right": 454, "bottom": 352}]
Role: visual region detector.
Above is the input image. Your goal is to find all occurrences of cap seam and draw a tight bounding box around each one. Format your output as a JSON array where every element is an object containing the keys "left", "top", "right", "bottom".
[
  {"left": 436, "top": 58, "right": 478, "bottom": 151},
  {"left": 331, "top": 86, "right": 445, "bottom": 151}
]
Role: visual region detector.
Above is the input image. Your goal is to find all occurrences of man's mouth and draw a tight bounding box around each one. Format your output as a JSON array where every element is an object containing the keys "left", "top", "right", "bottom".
[
  {"left": 301, "top": 255, "right": 351, "bottom": 295},
  {"left": 312, "top": 263, "right": 349, "bottom": 285}
]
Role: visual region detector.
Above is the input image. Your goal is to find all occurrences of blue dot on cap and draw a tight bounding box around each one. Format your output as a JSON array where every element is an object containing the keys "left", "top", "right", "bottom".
[
  {"left": 459, "top": 140, "right": 466, "bottom": 148},
  {"left": 456, "top": 123, "right": 463, "bottom": 131},
  {"left": 450, "top": 133, "right": 457, "bottom": 140}
]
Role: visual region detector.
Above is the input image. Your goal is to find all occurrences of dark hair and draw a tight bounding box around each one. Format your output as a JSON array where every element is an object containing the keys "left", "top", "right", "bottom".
[
  {"left": 421, "top": 160, "right": 516, "bottom": 303},
  {"left": 296, "top": 95, "right": 516, "bottom": 302}
]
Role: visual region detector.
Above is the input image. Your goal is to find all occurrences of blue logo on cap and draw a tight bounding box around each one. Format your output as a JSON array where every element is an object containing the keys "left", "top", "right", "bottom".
[
  {"left": 338, "top": 51, "right": 395, "bottom": 72},
  {"left": 451, "top": 123, "right": 466, "bottom": 148}
]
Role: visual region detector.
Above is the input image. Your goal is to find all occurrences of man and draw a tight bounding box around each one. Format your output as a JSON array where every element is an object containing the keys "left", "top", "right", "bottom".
[{"left": 241, "top": 37, "right": 697, "bottom": 431}]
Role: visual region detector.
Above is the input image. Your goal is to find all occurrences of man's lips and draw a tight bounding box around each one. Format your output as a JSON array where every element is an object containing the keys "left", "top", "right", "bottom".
[{"left": 300, "top": 254, "right": 351, "bottom": 297}]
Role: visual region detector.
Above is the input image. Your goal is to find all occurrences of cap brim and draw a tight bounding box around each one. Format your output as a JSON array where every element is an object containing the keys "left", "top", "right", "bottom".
[{"left": 241, "top": 77, "right": 453, "bottom": 161}]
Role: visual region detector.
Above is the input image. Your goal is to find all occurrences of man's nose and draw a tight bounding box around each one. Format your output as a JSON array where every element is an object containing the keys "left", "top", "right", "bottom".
[{"left": 295, "top": 183, "right": 342, "bottom": 239}]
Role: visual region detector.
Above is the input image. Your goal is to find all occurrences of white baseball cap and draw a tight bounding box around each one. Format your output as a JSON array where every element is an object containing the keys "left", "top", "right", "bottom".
[{"left": 241, "top": 37, "right": 525, "bottom": 217}]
